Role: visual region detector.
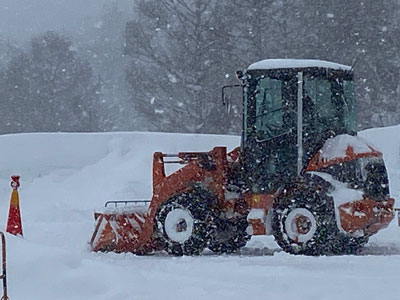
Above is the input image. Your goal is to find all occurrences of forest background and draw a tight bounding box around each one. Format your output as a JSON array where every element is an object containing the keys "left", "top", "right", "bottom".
[{"left": 0, "top": 0, "right": 399, "bottom": 135}]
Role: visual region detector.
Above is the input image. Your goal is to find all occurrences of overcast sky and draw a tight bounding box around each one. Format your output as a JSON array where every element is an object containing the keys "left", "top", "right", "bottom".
[{"left": 0, "top": 0, "right": 132, "bottom": 43}]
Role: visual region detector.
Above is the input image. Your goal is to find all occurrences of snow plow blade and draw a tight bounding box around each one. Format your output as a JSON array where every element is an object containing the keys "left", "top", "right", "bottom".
[{"left": 90, "top": 202, "right": 155, "bottom": 254}]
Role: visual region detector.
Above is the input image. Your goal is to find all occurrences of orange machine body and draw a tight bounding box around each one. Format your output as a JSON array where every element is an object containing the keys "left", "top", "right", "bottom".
[{"left": 90, "top": 143, "right": 394, "bottom": 254}]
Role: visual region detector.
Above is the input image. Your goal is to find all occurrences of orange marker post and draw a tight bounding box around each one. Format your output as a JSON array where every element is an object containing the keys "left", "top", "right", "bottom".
[{"left": 6, "top": 175, "right": 23, "bottom": 236}]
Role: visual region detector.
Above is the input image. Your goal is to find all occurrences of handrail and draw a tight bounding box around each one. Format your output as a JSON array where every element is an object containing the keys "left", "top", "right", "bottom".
[
  {"left": 0, "top": 232, "right": 8, "bottom": 300},
  {"left": 222, "top": 84, "right": 243, "bottom": 105},
  {"left": 104, "top": 200, "right": 151, "bottom": 208}
]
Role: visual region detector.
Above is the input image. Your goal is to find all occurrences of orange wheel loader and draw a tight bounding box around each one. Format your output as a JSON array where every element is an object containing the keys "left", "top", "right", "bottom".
[{"left": 90, "top": 59, "right": 394, "bottom": 256}]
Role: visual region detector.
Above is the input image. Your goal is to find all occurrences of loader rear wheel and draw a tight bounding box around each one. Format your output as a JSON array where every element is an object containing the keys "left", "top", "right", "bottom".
[
  {"left": 208, "top": 216, "right": 250, "bottom": 254},
  {"left": 155, "top": 188, "right": 215, "bottom": 256},
  {"left": 272, "top": 180, "right": 338, "bottom": 255}
]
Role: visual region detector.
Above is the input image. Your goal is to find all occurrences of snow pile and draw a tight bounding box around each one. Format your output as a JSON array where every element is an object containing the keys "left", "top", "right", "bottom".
[
  {"left": 311, "top": 171, "right": 364, "bottom": 206},
  {"left": 319, "top": 134, "right": 375, "bottom": 161},
  {"left": 311, "top": 171, "right": 365, "bottom": 235},
  {"left": 0, "top": 127, "right": 398, "bottom": 299}
]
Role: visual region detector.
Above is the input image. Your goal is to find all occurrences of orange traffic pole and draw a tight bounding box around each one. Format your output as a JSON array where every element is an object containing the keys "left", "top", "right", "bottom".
[{"left": 6, "top": 176, "right": 22, "bottom": 237}]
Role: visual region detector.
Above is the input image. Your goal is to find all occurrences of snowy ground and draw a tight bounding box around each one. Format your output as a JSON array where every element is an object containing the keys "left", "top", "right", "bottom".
[{"left": 0, "top": 127, "right": 399, "bottom": 300}]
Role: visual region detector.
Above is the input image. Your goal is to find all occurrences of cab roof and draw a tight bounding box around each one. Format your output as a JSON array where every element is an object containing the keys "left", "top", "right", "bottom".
[{"left": 247, "top": 59, "right": 351, "bottom": 71}]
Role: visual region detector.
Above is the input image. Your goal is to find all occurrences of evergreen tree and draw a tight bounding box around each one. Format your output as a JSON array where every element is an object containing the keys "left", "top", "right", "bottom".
[
  {"left": 0, "top": 53, "right": 32, "bottom": 133},
  {"left": 29, "top": 32, "right": 99, "bottom": 131},
  {"left": 0, "top": 32, "right": 100, "bottom": 133}
]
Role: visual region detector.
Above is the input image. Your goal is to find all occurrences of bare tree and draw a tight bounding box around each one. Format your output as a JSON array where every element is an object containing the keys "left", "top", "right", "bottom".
[{"left": 125, "top": 0, "right": 239, "bottom": 134}]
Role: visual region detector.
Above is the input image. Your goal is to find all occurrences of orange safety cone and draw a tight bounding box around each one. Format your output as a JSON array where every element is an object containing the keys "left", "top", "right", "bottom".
[{"left": 6, "top": 175, "right": 23, "bottom": 236}]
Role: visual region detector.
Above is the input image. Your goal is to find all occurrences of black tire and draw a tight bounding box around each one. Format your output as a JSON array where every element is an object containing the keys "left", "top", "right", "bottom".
[
  {"left": 208, "top": 216, "right": 250, "bottom": 254},
  {"left": 331, "top": 234, "right": 369, "bottom": 255},
  {"left": 273, "top": 176, "right": 370, "bottom": 256},
  {"left": 272, "top": 179, "right": 339, "bottom": 255},
  {"left": 155, "top": 188, "right": 215, "bottom": 256}
]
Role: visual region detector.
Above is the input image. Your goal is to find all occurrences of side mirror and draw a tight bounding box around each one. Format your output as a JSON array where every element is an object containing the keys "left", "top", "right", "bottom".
[{"left": 236, "top": 70, "right": 244, "bottom": 80}]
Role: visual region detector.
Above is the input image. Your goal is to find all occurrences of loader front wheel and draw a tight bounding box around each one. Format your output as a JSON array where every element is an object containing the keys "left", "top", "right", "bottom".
[{"left": 156, "top": 188, "right": 215, "bottom": 256}]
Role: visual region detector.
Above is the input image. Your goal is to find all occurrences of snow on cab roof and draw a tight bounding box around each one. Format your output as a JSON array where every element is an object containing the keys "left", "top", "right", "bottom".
[{"left": 247, "top": 59, "right": 351, "bottom": 71}]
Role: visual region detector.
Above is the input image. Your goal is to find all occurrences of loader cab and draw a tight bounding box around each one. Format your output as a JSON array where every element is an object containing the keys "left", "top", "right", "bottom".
[{"left": 240, "top": 59, "right": 355, "bottom": 193}]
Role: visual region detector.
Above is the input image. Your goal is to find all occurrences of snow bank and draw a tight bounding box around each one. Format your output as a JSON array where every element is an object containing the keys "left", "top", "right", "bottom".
[
  {"left": 360, "top": 125, "right": 400, "bottom": 200},
  {"left": 360, "top": 125, "right": 400, "bottom": 245},
  {"left": 0, "top": 131, "right": 239, "bottom": 248}
]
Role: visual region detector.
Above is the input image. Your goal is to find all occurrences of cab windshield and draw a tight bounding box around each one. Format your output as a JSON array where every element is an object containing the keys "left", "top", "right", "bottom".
[
  {"left": 245, "top": 73, "right": 296, "bottom": 141},
  {"left": 255, "top": 77, "right": 286, "bottom": 137},
  {"left": 244, "top": 70, "right": 356, "bottom": 141},
  {"left": 304, "top": 77, "right": 356, "bottom": 133}
]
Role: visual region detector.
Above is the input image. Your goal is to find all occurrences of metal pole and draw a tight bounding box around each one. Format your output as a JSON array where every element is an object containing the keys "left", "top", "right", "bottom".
[
  {"left": 0, "top": 232, "right": 7, "bottom": 300},
  {"left": 297, "top": 72, "right": 303, "bottom": 177}
]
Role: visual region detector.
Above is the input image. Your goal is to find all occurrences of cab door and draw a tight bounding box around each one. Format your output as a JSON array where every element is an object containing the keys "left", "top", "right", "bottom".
[{"left": 241, "top": 71, "right": 298, "bottom": 193}]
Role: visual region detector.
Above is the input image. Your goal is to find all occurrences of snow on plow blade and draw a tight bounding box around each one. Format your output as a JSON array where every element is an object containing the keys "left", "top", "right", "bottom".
[{"left": 90, "top": 201, "right": 153, "bottom": 254}]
